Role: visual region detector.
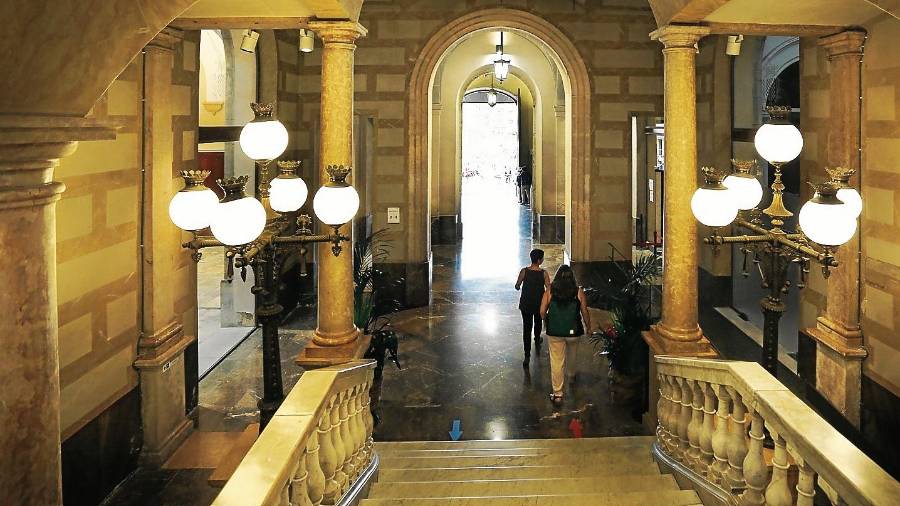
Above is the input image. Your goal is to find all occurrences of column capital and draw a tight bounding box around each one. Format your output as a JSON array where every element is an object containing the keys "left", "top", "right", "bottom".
[
  {"left": 308, "top": 20, "right": 368, "bottom": 45},
  {"left": 651, "top": 25, "right": 710, "bottom": 50},
  {"left": 147, "top": 27, "right": 186, "bottom": 52},
  {"left": 818, "top": 29, "right": 866, "bottom": 60}
]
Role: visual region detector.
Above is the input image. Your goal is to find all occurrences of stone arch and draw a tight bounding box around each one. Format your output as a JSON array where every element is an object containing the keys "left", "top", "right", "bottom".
[{"left": 406, "top": 7, "right": 591, "bottom": 262}]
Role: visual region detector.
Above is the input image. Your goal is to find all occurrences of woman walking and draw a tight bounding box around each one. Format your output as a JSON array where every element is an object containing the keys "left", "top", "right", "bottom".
[
  {"left": 515, "top": 249, "right": 550, "bottom": 367},
  {"left": 541, "top": 265, "right": 591, "bottom": 402}
]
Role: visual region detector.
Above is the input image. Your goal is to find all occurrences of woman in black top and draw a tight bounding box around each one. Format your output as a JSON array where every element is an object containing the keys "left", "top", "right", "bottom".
[{"left": 515, "top": 249, "right": 551, "bottom": 366}]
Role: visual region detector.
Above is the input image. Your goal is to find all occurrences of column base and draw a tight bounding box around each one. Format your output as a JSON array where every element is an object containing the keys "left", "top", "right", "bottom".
[
  {"left": 313, "top": 326, "right": 361, "bottom": 347},
  {"left": 816, "top": 316, "right": 863, "bottom": 347},
  {"left": 296, "top": 333, "right": 372, "bottom": 369},
  {"left": 646, "top": 323, "right": 715, "bottom": 354},
  {"left": 803, "top": 325, "right": 867, "bottom": 428}
]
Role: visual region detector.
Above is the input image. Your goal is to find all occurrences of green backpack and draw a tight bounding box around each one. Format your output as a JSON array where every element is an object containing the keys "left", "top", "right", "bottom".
[{"left": 546, "top": 298, "right": 581, "bottom": 337}]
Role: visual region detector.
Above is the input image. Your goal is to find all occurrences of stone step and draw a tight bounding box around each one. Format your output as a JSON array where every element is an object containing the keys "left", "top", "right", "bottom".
[
  {"left": 380, "top": 450, "right": 651, "bottom": 469},
  {"left": 376, "top": 436, "right": 656, "bottom": 451},
  {"left": 377, "top": 445, "right": 653, "bottom": 458},
  {"left": 368, "top": 474, "right": 679, "bottom": 499},
  {"left": 378, "top": 461, "right": 663, "bottom": 482},
  {"left": 360, "top": 490, "right": 703, "bottom": 506}
]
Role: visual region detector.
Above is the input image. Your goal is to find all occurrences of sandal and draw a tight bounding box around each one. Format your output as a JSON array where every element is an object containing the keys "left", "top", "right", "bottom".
[{"left": 549, "top": 393, "right": 563, "bottom": 402}]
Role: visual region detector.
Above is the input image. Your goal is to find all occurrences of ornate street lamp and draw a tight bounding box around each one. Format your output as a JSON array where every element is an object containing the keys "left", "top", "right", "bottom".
[
  {"left": 692, "top": 106, "right": 861, "bottom": 376},
  {"left": 168, "top": 102, "right": 360, "bottom": 428}
]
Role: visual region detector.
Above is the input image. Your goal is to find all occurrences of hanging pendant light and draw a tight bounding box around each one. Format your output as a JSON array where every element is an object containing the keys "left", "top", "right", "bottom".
[
  {"left": 210, "top": 176, "right": 267, "bottom": 246},
  {"left": 313, "top": 165, "right": 360, "bottom": 226},
  {"left": 239, "top": 103, "right": 289, "bottom": 162},
  {"left": 755, "top": 106, "right": 803, "bottom": 166},
  {"left": 799, "top": 183, "right": 857, "bottom": 246},
  {"left": 487, "top": 74, "right": 498, "bottom": 107},
  {"left": 269, "top": 160, "right": 309, "bottom": 213},
  {"left": 493, "top": 32, "right": 511, "bottom": 81},
  {"left": 723, "top": 159, "right": 764, "bottom": 211},
  {"left": 169, "top": 170, "right": 220, "bottom": 231},
  {"left": 691, "top": 167, "right": 739, "bottom": 227}
]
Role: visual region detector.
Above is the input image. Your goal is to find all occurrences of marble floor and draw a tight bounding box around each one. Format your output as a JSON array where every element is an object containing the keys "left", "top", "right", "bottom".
[{"left": 102, "top": 180, "right": 646, "bottom": 505}]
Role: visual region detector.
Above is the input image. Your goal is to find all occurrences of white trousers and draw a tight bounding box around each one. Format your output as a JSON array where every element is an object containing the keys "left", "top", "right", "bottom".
[{"left": 548, "top": 335, "right": 579, "bottom": 396}]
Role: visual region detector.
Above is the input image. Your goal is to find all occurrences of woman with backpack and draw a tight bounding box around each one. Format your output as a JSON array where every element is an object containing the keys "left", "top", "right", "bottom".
[{"left": 540, "top": 264, "right": 591, "bottom": 402}]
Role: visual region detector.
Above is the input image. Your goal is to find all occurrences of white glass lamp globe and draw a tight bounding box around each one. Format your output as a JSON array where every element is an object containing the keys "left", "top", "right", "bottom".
[
  {"left": 754, "top": 107, "right": 803, "bottom": 165},
  {"left": 836, "top": 187, "right": 862, "bottom": 219},
  {"left": 692, "top": 187, "right": 739, "bottom": 227},
  {"left": 487, "top": 89, "right": 498, "bottom": 107},
  {"left": 169, "top": 188, "right": 219, "bottom": 231},
  {"left": 239, "top": 103, "right": 289, "bottom": 161},
  {"left": 210, "top": 177, "right": 266, "bottom": 246},
  {"left": 799, "top": 200, "right": 857, "bottom": 246},
  {"left": 168, "top": 171, "right": 219, "bottom": 231},
  {"left": 723, "top": 174, "right": 764, "bottom": 210},
  {"left": 494, "top": 58, "right": 510, "bottom": 81},
  {"left": 314, "top": 185, "right": 360, "bottom": 226},
  {"left": 269, "top": 176, "right": 308, "bottom": 213}
]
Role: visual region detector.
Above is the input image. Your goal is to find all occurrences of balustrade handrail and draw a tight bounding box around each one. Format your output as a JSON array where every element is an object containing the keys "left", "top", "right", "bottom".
[
  {"left": 213, "top": 360, "right": 377, "bottom": 506},
  {"left": 655, "top": 356, "right": 900, "bottom": 506}
]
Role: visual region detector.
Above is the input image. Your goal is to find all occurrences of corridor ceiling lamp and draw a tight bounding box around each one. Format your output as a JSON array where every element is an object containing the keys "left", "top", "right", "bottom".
[
  {"left": 487, "top": 74, "right": 498, "bottom": 107},
  {"left": 298, "top": 29, "right": 315, "bottom": 53},
  {"left": 826, "top": 166, "right": 863, "bottom": 219},
  {"left": 799, "top": 182, "right": 857, "bottom": 246},
  {"left": 241, "top": 29, "right": 260, "bottom": 53},
  {"left": 723, "top": 159, "right": 763, "bottom": 210},
  {"left": 239, "top": 103, "right": 289, "bottom": 162},
  {"left": 754, "top": 106, "right": 803, "bottom": 166},
  {"left": 269, "top": 160, "right": 309, "bottom": 213},
  {"left": 168, "top": 170, "right": 220, "bottom": 231},
  {"left": 209, "top": 176, "right": 267, "bottom": 246},
  {"left": 493, "top": 32, "right": 511, "bottom": 81},
  {"left": 691, "top": 167, "right": 739, "bottom": 227},
  {"left": 313, "top": 165, "right": 361, "bottom": 227},
  {"left": 726, "top": 35, "right": 744, "bottom": 56}
]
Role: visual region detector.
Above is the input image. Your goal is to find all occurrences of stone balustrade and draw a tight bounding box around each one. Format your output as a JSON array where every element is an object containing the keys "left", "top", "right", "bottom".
[
  {"left": 654, "top": 356, "right": 900, "bottom": 506},
  {"left": 213, "top": 360, "right": 377, "bottom": 506}
]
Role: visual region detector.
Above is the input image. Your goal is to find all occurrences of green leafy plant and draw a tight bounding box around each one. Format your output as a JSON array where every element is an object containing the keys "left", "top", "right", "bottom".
[
  {"left": 353, "top": 227, "right": 403, "bottom": 333},
  {"left": 588, "top": 253, "right": 660, "bottom": 376}
]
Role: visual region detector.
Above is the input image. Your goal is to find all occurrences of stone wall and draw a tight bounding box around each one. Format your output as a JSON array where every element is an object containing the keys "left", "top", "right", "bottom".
[{"left": 294, "top": 0, "right": 662, "bottom": 275}]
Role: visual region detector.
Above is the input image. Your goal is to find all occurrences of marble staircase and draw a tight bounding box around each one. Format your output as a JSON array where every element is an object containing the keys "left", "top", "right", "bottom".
[{"left": 362, "top": 436, "right": 702, "bottom": 505}]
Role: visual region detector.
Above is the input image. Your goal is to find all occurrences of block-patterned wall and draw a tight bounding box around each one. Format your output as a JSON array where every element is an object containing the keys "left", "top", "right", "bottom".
[
  {"left": 294, "top": 0, "right": 662, "bottom": 262},
  {"left": 55, "top": 33, "right": 200, "bottom": 440},
  {"left": 800, "top": 18, "right": 900, "bottom": 399}
]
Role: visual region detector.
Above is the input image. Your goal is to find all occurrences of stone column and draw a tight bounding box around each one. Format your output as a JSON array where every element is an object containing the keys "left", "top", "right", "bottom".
[
  {"left": 805, "top": 30, "right": 867, "bottom": 427},
  {"left": 645, "top": 25, "right": 715, "bottom": 356},
  {"left": 299, "top": 21, "right": 369, "bottom": 365},
  {"left": 133, "top": 28, "right": 196, "bottom": 464},
  {"left": 0, "top": 116, "right": 114, "bottom": 505}
]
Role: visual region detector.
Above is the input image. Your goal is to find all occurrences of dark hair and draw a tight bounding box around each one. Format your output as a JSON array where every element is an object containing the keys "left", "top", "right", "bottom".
[
  {"left": 550, "top": 264, "right": 578, "bottom": 303},
  {"left": 529, "top": 248, "right": 544, "bottom": 264}
]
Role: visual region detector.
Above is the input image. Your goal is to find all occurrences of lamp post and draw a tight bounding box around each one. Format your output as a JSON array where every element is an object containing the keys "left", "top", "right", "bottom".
[
  {"left": 692, "top": 106, "right": 860, "bottom": 376},
  {"left": 169, "top": 103, "right": 360, "bottom": 429}
]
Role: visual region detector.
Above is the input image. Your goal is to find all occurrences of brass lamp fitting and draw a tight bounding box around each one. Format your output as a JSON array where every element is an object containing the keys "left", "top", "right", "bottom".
[
  {"left": 275, "top": 160, "right": 302, "bottom": 179},
  {"left": 218, "top": 175, "right": 250, "bottom": 203},
  {"left": 179, "top": 170, "right": 211, "bottom": 191},
  {"left": 699, "top": 166, "right": 727, "bottom": 189},
  {"left": 324, "top": 164, "right": 352, "bottom": 187},
  {"left": 808, "top": 181, "right": 844, "bottom": 205},
  {"left": 249, "top": 102, "right": 276, "bottom": 121},
  {"left": 765, "top": 105, "right": 792, "bottom": 124},
  {"left": 825, "top": 166, "right": 856, "bottom": 189},
  {"left": 731, "top": 159, "right": 758, "bottom": 177}
]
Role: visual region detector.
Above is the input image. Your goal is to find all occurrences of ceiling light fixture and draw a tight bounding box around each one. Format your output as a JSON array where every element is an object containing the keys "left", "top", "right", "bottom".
[
  {"left": 240, "top": 29, "right": 260, "bottom": 53},
  {"left": 298, "top": 29, "right": 315, "bottom": 53},
  {"left": 726, "top": 34, "right": 744, "bottom": 56},
  {"left": 493, "top": 32, "right": 511, "bottom": 81}
]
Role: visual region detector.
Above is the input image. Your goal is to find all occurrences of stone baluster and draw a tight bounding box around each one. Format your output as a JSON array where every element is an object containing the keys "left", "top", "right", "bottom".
[
  {"left": 667, "top": 376, "right": 682, "bottom": 455},
  {"left": 741, "top": 408, "right": 767, "bottom": 505},
  {"left": 796, "top": 458, "right": 817, "bottom": 506},
  {"left": 656, "top": 374, "right": 668, "bottom": 447},
  {"left": 687, "top": 380, "right": 704, "bottom": 470},
  {"left": 329, "top": 392, "right": 348, "bottom": 498},
  {"left": 338, "top": 389, "right": 356, "bottom": 489},
  {"left": 699, "top": 382, "right": 716, "bottom": 475},
  {"left": 725, "top": 387, "right": 748, "bottom": 490},
  {"left": 350, "top": 384, "right": 366, "bottom": 476},
  {"left": 306, "top": 429, "right": 326, "bottom": 506},
  {"left": 765, "top": 429, "right": 793, "bottom": 506},
  {"left": 362, "top": 379, "right": 375, "bottom": 465},
  {"left": 319, "top": 398, "right": 340, "bottom": 504},
  {"left": 711, "top": 385, "right": 731, "bottom": 485},
  {"left": 290, "top": 453, "right": 313, "bottom": 506},
  {"left": 282, "top": 479, "right": 290, "bottom": 506},
  {"left": 677, "top": 378, "right": 693, "bottom": 463}
]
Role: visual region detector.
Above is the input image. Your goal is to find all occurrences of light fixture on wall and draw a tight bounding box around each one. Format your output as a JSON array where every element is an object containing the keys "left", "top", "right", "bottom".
[
  {"left": 726, "top": 34, "right": 744, "bottom": 56},
  {"left": 493, "top": 32, "right": 511, "bottom": 81},
  {"left": 692, "top": 105, "right": 862, "bottom": 376},
  {"left": 241, "top": 29, "right": 260, "bottom": 53},
  {"left": 298, "top": 29, "right": 315, "bottom": 53}
]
